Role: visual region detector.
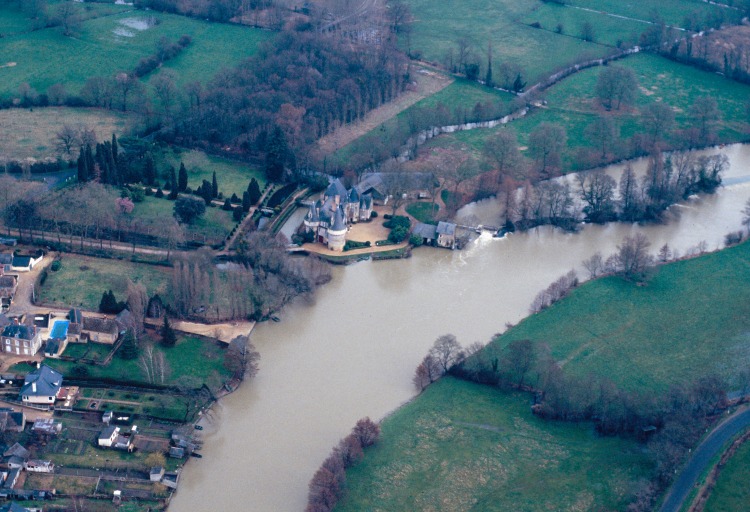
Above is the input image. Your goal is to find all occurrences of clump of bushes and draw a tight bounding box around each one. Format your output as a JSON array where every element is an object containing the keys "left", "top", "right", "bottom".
[{"left": 50, "top": 260, "right": 62, "bottom": 272}]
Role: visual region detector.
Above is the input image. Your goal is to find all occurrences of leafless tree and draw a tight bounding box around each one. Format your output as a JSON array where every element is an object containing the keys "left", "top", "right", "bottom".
[
  {"left": 528, "top": 123, "right": 566, "bottom": 178},
  {"left": 743, "top": 197, "right": 750, "bottom": 234},
  {"left": 614, "top": 233, "right": 654, "bottom": 281},
  {"left": 583, "top": 252, "right": 605, "bottom": 279},
  {"left": 351, "top": 417, "right": 380, "bottom": 448},
  {"left": 595, "top": 66, "right": 637, "bottom": 111},
  {"left": 225, "top": 335, "right": 260, "bottom": 381},
  {"left": 429, "top": 334, "right": 464, "bottom": 373},
  {"left": 138, "top": 343, "right": 169, "bottom": 384},
  {"left": 502, "top": 339, "right": 536, "bottom": 388},
  {"left": 483, "top": 129, "right": 523, "bottom": 182},
  {"left": 642, "top": 102, "right": 675, "bottom": 148},
  {"left": 126, "top": 280, "right": 148, "bottom": 335}
]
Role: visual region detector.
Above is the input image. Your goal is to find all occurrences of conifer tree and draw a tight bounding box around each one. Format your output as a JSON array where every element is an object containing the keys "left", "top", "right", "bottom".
[
  {"left": 247, "top": 178, "right": 261, "bottom": 205},
  {"left": 168, "top": 168, "right": 179, "bottom": 200},
  {"left": 212, "top": 171, "right": 219, "bottom": 199},
  {"left": 161, "top": 316, "right": 176, "bottom": 348},
  {"left": 118, "top": 329, "right": 139, "bottom": 360},
  {"left": 178, "top": 162, "right": 188, "bottom": 192},
  {"left": 242, "top": 191, "right": 251, "bottom": 212},
  {"left": 144, "top": 153, "right": 156, "bottom": 186},
  {"left": 111, "top": 133, "right": 118, "bottom": 163}
]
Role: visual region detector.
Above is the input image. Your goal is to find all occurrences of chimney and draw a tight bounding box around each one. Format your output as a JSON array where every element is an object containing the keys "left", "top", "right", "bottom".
[{"left": 32, "top": 383, "right": 36, "bottom": 393}]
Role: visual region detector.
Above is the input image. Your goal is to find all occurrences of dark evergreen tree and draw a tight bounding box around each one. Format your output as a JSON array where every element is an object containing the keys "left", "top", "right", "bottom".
[
  {"left": 265, "top": 126, "right": 288, "bottom": 182},
  {"left": 99, "top": 290, "right": 119, "bottom": 313},
  {"left": 212, "top": 171, "right": 219, "bottom": 199},
  {"left": 199, "top": 180, "right": 213, "bottom": 205},
  {"left": 111, "top": 133, "right": 118, "bottom": 163},
  {"left": 155, "top": 187, "right": 164, "bottom": 198},
  {"left": 77, "top": 146, "right": 90, "bottom": 183},
  {"left": 242, "top": 191, "right": 251, "bottom": 212},
  {"left": 178, "top": 162, "right": 188, "bottom": 192},
  {"left": 233, "top": 205, "right": 243, "bottom": 221},
  {"left": 144, "top": 152, "right": 156, "bottom": 186},
  {"left": 161, "top": 316, "right": 176, "bottom": 348},
  {"left": 168, "top": 167, "right": 179, "bottom": 200},
  {"left": 230, "top": 193, "right": 240, "bottom": 204},
  {"left": 247, "top": 178, "right": 261, "bottom": 205},
  {"left": 118, "top": 329, "right": 139, "bottom": 360},
  {"left": 222, "top": 198, "right": 232, "bottom": 211}
]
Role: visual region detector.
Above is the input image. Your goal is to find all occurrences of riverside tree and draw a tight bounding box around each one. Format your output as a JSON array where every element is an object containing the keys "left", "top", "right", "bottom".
[{"left": 595, "top": 65, "right": 637, "bottom": 111}]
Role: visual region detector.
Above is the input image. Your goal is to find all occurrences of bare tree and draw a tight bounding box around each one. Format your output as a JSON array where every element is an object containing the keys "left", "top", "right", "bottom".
[
  {"left": 225, "top": 335, "right": 261, "bottom": 381},
  {"left": 742, "top": 197, "right": 750, "bottom": 234},
  {"left": 126, "top": 280, "right": 148, "bottom": 336},
  {"left": 577, "top": 171, "right": 617, "bottom": 223},
  {"left": 351, "top": 417, "right": 380, "bottom": 448},
  {"left": 138, "top": 343, "right": 169, "bottom": 384},
  {"left": 483, "top": 129, "right": 523, "bottom": 182},
  {"left": 614, "top": 233, "right": 654, "bottom": 281},
  {"left": 688, "top": 96, "right": 720, "bottom": 146},
  {"left": 584, "top": 115, "right": 618, "bottom": 160},
  {"left": 429, "top": 334, "right": 464, "bottom": 373},
  {"left": 55, "top": 125, "right": 79, "bottom": 156},
  {"left": 642, "top": 102, "right": 675, "bottom": 148},
  {"left": 528, "top": 123, "right": 566, "bottom": 178},
  {"left": 583, "top": 252, "right": 605, "bottom": 279},
  {"left": 595, "top": 66, "right": 637, "bottom": 111}
]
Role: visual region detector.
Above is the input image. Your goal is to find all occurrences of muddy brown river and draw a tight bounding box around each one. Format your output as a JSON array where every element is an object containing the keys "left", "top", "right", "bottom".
[{"left": 171, "top": 144, "right": 750, "bottom": 511}]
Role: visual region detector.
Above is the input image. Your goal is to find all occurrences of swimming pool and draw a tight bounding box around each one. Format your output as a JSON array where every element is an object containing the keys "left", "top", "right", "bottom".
[{"left": 49, "top": 320, "right": 69, "bottom": 340}]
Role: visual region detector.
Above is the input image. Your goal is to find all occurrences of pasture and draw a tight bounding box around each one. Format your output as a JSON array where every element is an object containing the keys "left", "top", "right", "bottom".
[
  {"left": 337, "top": 378, "right": 652, "bottom": 512},
  {"left": 0, "top": 107, "right": 135, "bottom": 160},
  {"left": 422, "top": 52, "right": 750, "bottom": 170},
  {"left": 153, "top": 146, "right": 266, "bottom": 198},
  {"left": 36, "top": 253, "right": 171, "bottom": 310},
  {"left": 0, "top": 7, "right": 271, "bottom": 97},
  {"left": 487, "top": 240, "right": 750, "bottom": 394},
  {"left": 703, "top": 440, "right": 750, "bottom": 512}
]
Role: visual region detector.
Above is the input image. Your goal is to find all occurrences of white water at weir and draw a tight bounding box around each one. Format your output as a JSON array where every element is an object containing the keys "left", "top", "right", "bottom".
[{"left": 171, "top": 144, "right": 750, "bottom": 512}]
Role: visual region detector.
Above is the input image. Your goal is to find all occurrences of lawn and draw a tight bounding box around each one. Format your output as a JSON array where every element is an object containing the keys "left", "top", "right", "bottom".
[
  {"left": 0, "top": 8, "right": 272, "bottom": 97},
  {"left": 152, "top": 146, "right": 266, "bottom": 198},
  {"left": 130, "top": 194, "right": 237, "bottom": 245},
  {"left": 424, "top": 52, "right": 750, "bottom": 170},
  {"left": 0, "top": 107, "right": 135, "bottom": 161},
  {"left": 401, "top": 0, "right": 615, "bottom": 84},
  {"left": 703, "top": 440, "right": 750, "bottom": 512},
  {"left": 406, "top": 201, "right": 439, "bottom": 223},
  {"left": 37, "top": 253, "right": 172, "bottom": 310},
  {"left": 485, "top": 240, "right": 750, "bottom": 395},
  {"left": 337, "top": 378, "right": 652, "bottom": 512}
]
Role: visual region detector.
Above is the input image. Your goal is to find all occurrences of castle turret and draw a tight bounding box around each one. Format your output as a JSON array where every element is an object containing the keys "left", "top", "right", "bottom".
[{"left": 327, "top": 206, "right": 347, "bottom": 252}]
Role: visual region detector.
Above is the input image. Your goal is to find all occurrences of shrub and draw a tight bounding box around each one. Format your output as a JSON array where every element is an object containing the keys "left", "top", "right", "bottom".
[
  {"left": 155, "top": 188, "right": 164, "bottom": 198},
  {"left": 370, "top": 211, "right": 378, "bottom": 218},
  {"left": 50, "top": 260, "right": 62, "bottom": 272},
  {"left": 39, "top": 270, "right": 48, "bottom": 286},
  {"left": 383, "top": 215, "right": 410, "bottom": 230},
  {"left": 388, "top": 225, "right": 409, "bottom": 243},
  {"left": 409, "top": 234, "right": 424, "bottom": 247}
]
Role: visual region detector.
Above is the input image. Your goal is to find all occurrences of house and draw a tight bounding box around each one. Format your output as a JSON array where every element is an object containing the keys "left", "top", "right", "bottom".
[
  {"left": 3, "top": 445, "right": 29, "bottom": 461},
  {"left": 0, "top": 502, "right": 33, "bottom": 512},
  {"left": 436, "top": 221, "right": 457, "bottom": 250},
  {"left": 412, "top": 223, "right": 438, "bottom": 245},
  {"left": 81, "top": 317, "right": 118, "bottom": 344},
  {"left": 19, "top": 365, "right": 63, "bottom": 406},
  {"left": 150, "top": 466, "right": 165, "bottom": 482},
  {"left": 168, "top": 446, "right": 185, "bottom": 458},
  {"left": 2, "top": 468, "right": 19, "bottom": 489},
  {"left": 1, "top": 322, "right": 41, "bottom": 356},
  {"left": 10, "top": 252, "right": 43, "bottom": 273},
  {"left": 24, "top": 460, "right": 54, "bottom": 473},
  {"left": 98, "top": 426, "right": 119, "bottom": 448},
  {"left": 32, "top": 418, "right": 61, "bottom": 436},
  {"left": 102, "top": 411, "right": 113, "bottom": 425},
  {"left": 0, "top": 254, "right": 13, "bottom": 274},
  {"left": 1, "top": 444, "right": 29, "bottom": 471},
  {"left": 0, "top": 410, "right": 25, "bottom": 433},
  {"left": 162, "top": 471, "right": 180, "bottom": 489},
  {"left": 66, "top": 309, "right": 83, "bottom": 343}
]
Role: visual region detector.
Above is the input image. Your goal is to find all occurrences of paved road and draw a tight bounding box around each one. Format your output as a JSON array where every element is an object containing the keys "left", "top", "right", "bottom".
[{"left": 659, "top": 406, "right": 750, "bottom": 512}]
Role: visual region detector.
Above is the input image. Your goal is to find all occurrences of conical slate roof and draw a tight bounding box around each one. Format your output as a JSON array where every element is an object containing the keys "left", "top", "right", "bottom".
[
  {"left": 331, "top": 206, "right": 346, "bottom": 232},
  {"left": 306, "top": 203, "right": 319, "bottom": 222}
]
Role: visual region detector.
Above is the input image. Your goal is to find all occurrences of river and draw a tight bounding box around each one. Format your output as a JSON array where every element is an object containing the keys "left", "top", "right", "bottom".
[{"left": 171, "top": 144, "right": 750, "bottom": 512}]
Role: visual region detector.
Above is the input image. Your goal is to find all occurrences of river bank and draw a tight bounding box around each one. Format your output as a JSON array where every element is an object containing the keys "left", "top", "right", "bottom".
[{"left": 170, "top": 144, "right": 750, "bottom": 511}]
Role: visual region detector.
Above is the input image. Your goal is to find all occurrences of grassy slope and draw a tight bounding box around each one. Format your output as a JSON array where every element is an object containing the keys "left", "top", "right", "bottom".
[
  {"left": 425, "top": 52, "right": 750, "bottom": 167},
  {"left": 402, "top": 0, "right": 613, "bottom": 84},
  {"left": 152, "top": 146, "right": 266, "bottom": 198},
  {"left": 703, "top": 440, "right": 750, "bottom": 512},
  {"left": 0, "top": 107, "right": 135, "bottom": 160},
  {"left": 489, "top": 241, "right": 750, "bottom": 394},
  {"left": 37, "top": 253, "right": 171, "bottom": 310},
  {"left": 0, "top": 9, "right": 271, "bottom": 97},
  {"left": 337, "top": 378, "right": 652, "bottom": 512}
]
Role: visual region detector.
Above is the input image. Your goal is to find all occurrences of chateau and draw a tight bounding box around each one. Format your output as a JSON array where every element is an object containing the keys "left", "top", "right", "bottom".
[{"left": 303, "top": 177, "right": 381, "bottom": 251}]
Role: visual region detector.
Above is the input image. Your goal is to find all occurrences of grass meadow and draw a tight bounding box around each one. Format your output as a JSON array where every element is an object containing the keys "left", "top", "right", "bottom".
[
  {"left": 152, "top": 146, "right": 266, "bottom": 198},
  {"left": 703, "top": 440, "right": 750, "bottom": 512},
  {"left": 0, "top": 7, "right": 271, "bottom": 97},
  {"left": 487, "top": 240, "right": 750, "bottom": 395},
  {"left": 337, "top": 378, "right": 652, "bottom": 512},
  {"left": 423, "top": 52, "right": 750, "bottom": 170},
  {"left": 0, "top": 106, "right": 135, "bottom": 160},
  {"left": 37, "top": 253, "right": 172, "bottom": 310}
]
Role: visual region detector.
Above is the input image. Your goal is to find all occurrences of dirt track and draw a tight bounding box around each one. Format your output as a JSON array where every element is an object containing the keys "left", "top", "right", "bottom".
[{"left": 317, "top": 65, "right": 453, "bottom": 155}]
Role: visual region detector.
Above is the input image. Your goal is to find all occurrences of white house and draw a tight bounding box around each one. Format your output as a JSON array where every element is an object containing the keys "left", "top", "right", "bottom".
[
  {"left": 98, "top": 426, "right": 119, "bottom": 448},
  {"left": 19, "top": 365, "right": 62, "bottom": 405}
]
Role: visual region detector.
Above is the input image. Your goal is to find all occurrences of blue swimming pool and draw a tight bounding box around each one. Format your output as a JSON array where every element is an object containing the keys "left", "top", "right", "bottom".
[{"left": 49, "top": 320, "right": 69, "bottom": 340}]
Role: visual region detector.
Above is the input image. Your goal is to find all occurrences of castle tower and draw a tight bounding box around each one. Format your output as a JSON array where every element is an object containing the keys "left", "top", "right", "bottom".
[{"left": 327, "top": 206, "right": 347, "bottom": 252}]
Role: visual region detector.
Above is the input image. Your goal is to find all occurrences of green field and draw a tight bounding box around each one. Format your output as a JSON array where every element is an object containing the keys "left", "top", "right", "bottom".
[
  {"left": 130, "top": 194, "right": 236, "bottom": 244},
  {"left": 402, "top": 0, "right": 614, "bottom": 84},
  {"left": 0, "top": 106, "right": 135, "bottom": 160},
  {"left": 406, "top": 201, "right": 439, "bottom": 223},
  {"left": 337, "top": 378, "right": 652, "bottom": 512},
  {"left": 486, "top": 241, "right": 750, "bottom": 394},
  {"left": 37, "top": 253, "right": 172, "bottom": 310},
  {"left": 703, "top": 440, "right": 750, "bottom": 512},
  {"left": 425, "top": 52, "right": 750, "bottom": 170},
  {"left": 0, "top": 8, "right": 272, "bottom": 97},
  {"left": 153, "top": 146, "right": 266, "bottom": 198}
]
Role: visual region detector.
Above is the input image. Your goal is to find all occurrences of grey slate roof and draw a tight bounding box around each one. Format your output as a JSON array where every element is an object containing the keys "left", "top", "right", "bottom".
[
  {"left": 68, "top": 309, "right": 83, "bottom": 324},
  {"left": 0, "top": 502, "right": 31, "bottom": 512},
  {"left": 10, "top": 256, "right": 30, "bottom": 268},
  {"left": 331, "top": 206, "right": 346, "bottom": 232},
  {"left": 349, "top": 187, "right": 359, "bottom": 202},
  {"left": 19, "top": 365, "right": 62, "bottom": 398},
  {"left": 436, "top": 222, "right": 456, "bottom": 236},
  {"left": 325, "top": 179, "right": 348, "bottom": 199},
  {"left": 1, "top": 325, "right": 35, "bottom": 341},
  {"left": 82, "top": 317, "right": 118, "bottom": 334},
  {"left": 44, "top": 339, "right": 60, "bottom": 356},
  {"left": 0, "top": 277, "right": 14, "bottom": 289},
  {"left": 0, "top": 254, "right": 12, "bottom": 266},
  {"left": 413, "top": 223, "right": 437, "bottom": 240},
  {"left": 3, "top": 444, "right": 28, "bottom": 460},
  {"left": 306, "top": 204, "right": 319, "bottom": 223},
  {"left": 99, "top": 425, "right": 117, "bottom": 441}
]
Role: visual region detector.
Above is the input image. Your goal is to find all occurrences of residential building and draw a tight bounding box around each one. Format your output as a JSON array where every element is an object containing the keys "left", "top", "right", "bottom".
[
  {"left": 81, "top": 317, "right": 118, "bottom": 344},
  {"left": 24, "top": 460, "right": 54, "bottom": 473},
  {"left": 0, "top": 254, "right": 13, "bottom": 274},
  {"left": 1, "top": 322, "right": 41, "bottom": 357},
  {"left": 98, "top": 426, "right": 119, "bottom": 448},
  {"left": 412, "top": 223, "right": 438, "bottom": 245},
  {"left": 150, "top": 466, "right": 165, "bottom": 482},
  {"left": 10, "top": 253, "right": 43, "bottom": 273},
  {"left": 19, "top": 365, "right": 63, "bottom": 406},
  {"left": 436, "top": 221, "right": 457, "bottom": 250}
]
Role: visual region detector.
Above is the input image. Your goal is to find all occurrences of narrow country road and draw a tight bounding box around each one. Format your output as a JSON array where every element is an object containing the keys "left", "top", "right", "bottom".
[{"left": 659, "top": 406, "right": 750, "bottom": 512}]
